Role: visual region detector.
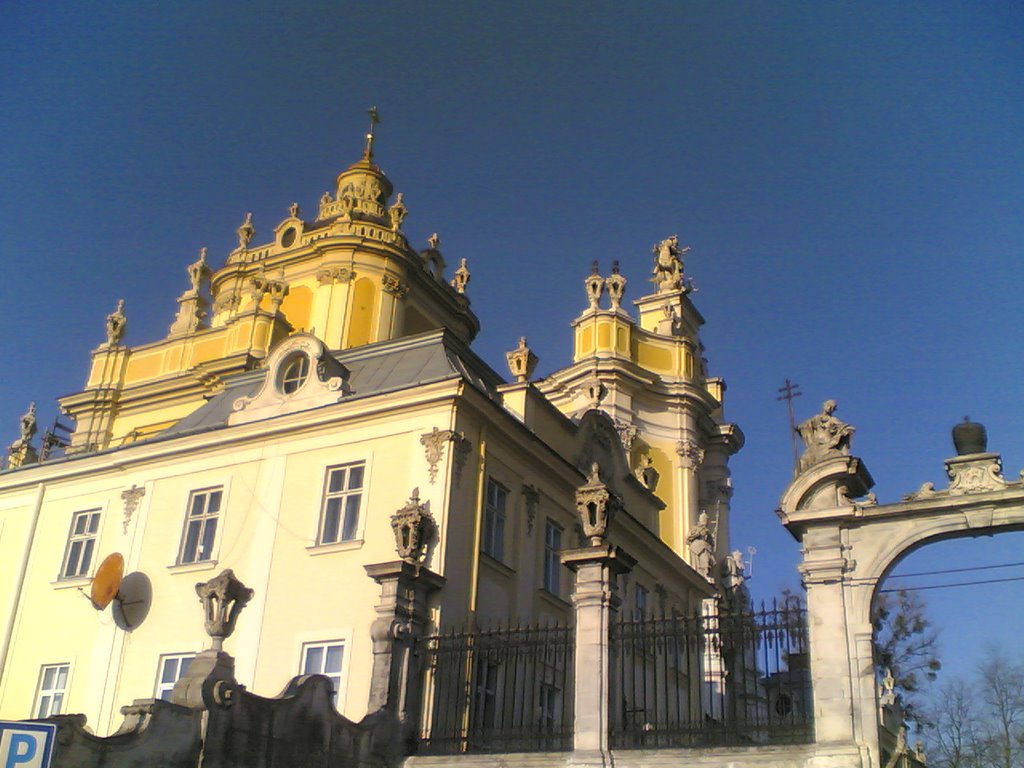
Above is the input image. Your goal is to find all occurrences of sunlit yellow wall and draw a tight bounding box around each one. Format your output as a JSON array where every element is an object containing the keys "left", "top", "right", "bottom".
[
  {"left": 346, "top": 278, "right": 376, "bottom": 348},
  {"left": 279, "top": 285, "right": 313, "bottom": 333}
]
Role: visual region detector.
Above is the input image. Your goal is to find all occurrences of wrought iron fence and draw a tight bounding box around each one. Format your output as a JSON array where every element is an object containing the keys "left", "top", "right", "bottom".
[
  {"left": 419, "top": 621, "right": 574, "bottom": 754},
  {"left": 610, "top": 599, "right": 812, "bottom": 748}
]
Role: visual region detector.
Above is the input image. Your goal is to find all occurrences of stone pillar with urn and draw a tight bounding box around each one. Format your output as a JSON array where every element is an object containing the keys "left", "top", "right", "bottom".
[
  {"left": 364, "top": 489, "right": 445, "bottom": 750},
  {"left": 562, "top": 462, "right": 635, "bottom": 767},
  {"left": 170, "top": 569, "right": 254, "bottom": 711}
]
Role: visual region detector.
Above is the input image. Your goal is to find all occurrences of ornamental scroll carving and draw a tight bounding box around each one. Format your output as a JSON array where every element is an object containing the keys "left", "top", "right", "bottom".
[
  {"left": 522, "top": 484, "right": 540, "bottom": 534},
  {"left": 420, "top": 427, "right": 456, "bottom": 484},
  {"left": 946, "top": 454, "right": 1006, "bottom": 494},
  {"left": 121, "top": 484, "right": 146, "bottom": 534},
  {"left": 316, "top": 266, "right": 354, "bottom": 285},
  {"left": 677, "top": 438, "right": 705, "bottom": 470},
  {"left": 381, "top": 274, "right": 408, "bottom": 299}
]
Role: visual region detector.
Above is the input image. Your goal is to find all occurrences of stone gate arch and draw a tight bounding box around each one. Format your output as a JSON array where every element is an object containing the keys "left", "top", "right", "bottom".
[{"left": 777, "top": 412, "right": 1024, "bottom": 768}]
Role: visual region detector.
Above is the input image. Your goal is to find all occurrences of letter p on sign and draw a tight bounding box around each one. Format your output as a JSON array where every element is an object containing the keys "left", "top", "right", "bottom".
[{"left": 0, "top": 723, "right": 55, "bottom": 768}]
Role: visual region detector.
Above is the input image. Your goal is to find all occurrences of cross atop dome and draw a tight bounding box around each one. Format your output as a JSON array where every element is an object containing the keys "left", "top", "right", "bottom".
[{"left": 363, "top": 105, "right": 380, "bottom": 160}]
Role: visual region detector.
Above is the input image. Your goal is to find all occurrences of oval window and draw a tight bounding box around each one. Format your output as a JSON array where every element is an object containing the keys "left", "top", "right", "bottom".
[
  {"left": 281, "top": 227, "right": 297, "bottom": 248},
  {"left": 280, "top": 354, "right": 310, "bottom": 394}
]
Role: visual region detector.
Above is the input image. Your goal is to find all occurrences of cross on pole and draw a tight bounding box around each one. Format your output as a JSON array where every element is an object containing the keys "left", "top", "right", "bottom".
[
  {"left": 364, "top": 106, "right": 381, "bottom": 159},
  {"left": 777, "top": 378, "right": 803, "bottom": 467}
]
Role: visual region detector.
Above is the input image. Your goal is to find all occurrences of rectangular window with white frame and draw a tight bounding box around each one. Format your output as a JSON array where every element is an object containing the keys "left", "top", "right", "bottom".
[
  {"left": 178, "top": 487, "right": 222, "bottom": 564},
  {"left": 60, "top": 510, "right": 100, "bottom": 579},
  {"left": 155, "top": 653, "right": 195, "bottom": 700},
  {"left": 318, "top": 463, "right": 365, "bottom": 544},
  {"left": 482, "top": 478, "right": 507, "bottom": 562},
  {"left": 34, "top": 663, "right": 69, "bottom": 718},
  {"left": 543, "top": 519, "right": 562, "bottom": 595},
  {"left": 301, "top": 641, "right": 345, "bottom": 707}
]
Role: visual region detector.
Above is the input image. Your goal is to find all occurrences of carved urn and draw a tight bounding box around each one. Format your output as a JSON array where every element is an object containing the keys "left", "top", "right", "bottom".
[{"left": 952, "top": 418, "right": 987, "bottom": 456}]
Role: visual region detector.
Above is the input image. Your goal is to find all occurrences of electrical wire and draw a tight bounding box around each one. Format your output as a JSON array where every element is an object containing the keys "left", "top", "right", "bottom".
[
  {"left": 878, "top": 574, "right": 1024, "bottom": 593},
  {"left": 886, "top": 559, "right": 1024, "bottom": 579},
  {"left": 847, "top": 559, "right": 1024, "bottom": 586}
]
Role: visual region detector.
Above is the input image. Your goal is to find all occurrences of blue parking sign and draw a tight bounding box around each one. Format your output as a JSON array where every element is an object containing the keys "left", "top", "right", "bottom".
[{"left": 0, "top": 722, "right": 55, "bottom": 768}]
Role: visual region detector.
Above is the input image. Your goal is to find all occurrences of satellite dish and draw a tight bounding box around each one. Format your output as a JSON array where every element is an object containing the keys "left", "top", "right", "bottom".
[
  {"left": 88, "top": 554, "right": 152, "bottom": 632},
  {"left": 90, "top": 553, "right": 124, "bottom": 610},
  {"left": 112, "top": 572, "right": 152, "bottom": 631}
]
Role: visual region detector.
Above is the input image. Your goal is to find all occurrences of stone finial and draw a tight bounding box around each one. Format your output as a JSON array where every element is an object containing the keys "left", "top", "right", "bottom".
[
  {"left": 605, "top": 260, "right": 627, "bottom": 311},
  {"left": 952, "top": 417, "right": 987, "bottom": 455},
  {"left": 505, "top": 336, "right": 538, "bottom": 383},
  {"left": 686, "top": 510, "right": 716, "bottom": 579},
  {"left": 651, "top": 235, "right": 690, "bottom": 293},
  {"left": 195, "top": 570, "right": 254, "bottom": 651},
  {"left": 104, "top": 299, "right": 127, "bottom": 347},
  {"left": 289, "top": 201, "right": 300, "bottom": 218},
  {"left": 796, "top": 399, "right": 854, "bottom": 473},
  {"left": 237, "top": 212, "right": 254, "bottom": 249},
  {"left": 391, "top": 488, "right": 435, "bottom": 563},
  {"left": 585, "top": 261, "right": 605, "bottom": 310},
  {"left": 388, "top": 192, "right": 408, "bottom": 231},
  {"left": 451, "top": 257, "right": 470, "bottom": 294},
  {"left": 427, "top": 232, "right": 440, "bottom": 250},
  {"left": 575, "top": 462, "right": 621, "bottom": 545}
]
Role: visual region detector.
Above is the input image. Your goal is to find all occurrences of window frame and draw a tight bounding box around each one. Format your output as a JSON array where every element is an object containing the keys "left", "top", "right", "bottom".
[
  {"left": 34, "top": 663, "right": 70, "bottom": 719},
  {"left": 542, "top": 518, "right": 563, "bottom": 595},
  {"left": 279, "top": 352, "right": 311, "bottom": 395},
  {"left": 317, "top": 462, "right": 366, "bottom": 545},
  {"left": 59, "top": 509, "right": 101, "bottom": 580},
  {"left": 635, "top": 584, "right": 649, "bottom": 618},
  {"left": 154, "top": 653, "right": 196, "bottom": 701},
  {"left": 177, "top": 487, "right": 223, "bottom": 565},
  {"left": 482, "top": 478, "right": 508, "bottom": 562},
  {"left": 300, "top": 640, "right": 346, "bottom": 708}
]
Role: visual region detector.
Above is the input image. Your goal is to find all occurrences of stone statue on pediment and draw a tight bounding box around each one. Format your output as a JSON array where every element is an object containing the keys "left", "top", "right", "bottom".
[
  {"left": 796, "top": 399, "right": 854, "bottom": 473},
  {"left": 237, "top": 212, "right": 254, "bottom": 249},
  {"left": 105, "top": 299, "right": 127, "bottom": 347},
  {"left": 651, "top": 235, "right": 690, "bottom": 292},
  {"left": 686, "top": 510, "right": 716, "bottom": 578},
  {"left": 17, "top": 402, "right": 37, "bottom": 446},
  {"left": 186, "top": 247, "right": 210, "bottom": 294}
]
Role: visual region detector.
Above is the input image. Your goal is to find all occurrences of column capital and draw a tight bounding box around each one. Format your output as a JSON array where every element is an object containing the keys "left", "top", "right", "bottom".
[{"left": 561, "top": 544, "right": 636, "bottom": 576}]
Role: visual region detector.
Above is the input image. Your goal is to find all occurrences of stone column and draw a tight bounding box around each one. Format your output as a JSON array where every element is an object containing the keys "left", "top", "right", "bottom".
[
  {"left": 562, "top": 544, "right": 635, "bottom": 767},
  {"left": 364, "top": 561, "right": 445, "bottom": 738}
]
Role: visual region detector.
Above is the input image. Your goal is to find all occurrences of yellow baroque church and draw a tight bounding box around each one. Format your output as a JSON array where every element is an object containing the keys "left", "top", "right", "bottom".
[{"left": 0, "top": 122, "right": 742, "bottom": 736}]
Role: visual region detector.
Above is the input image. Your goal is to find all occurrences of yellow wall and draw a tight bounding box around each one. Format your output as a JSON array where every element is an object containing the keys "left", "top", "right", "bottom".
[{"left": 347, "top": 278, "right": 376, "bottom": 348}]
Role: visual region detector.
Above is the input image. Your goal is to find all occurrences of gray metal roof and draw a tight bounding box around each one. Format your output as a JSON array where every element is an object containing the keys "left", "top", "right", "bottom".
[{"left": 160, "top": 329, "right": 502, "bottom": 439}]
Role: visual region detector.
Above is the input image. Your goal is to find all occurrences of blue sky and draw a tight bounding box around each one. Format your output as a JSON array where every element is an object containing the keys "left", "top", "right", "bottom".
[{"left": 1, "top": 3, "right": 1022, "bottom": 683}]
